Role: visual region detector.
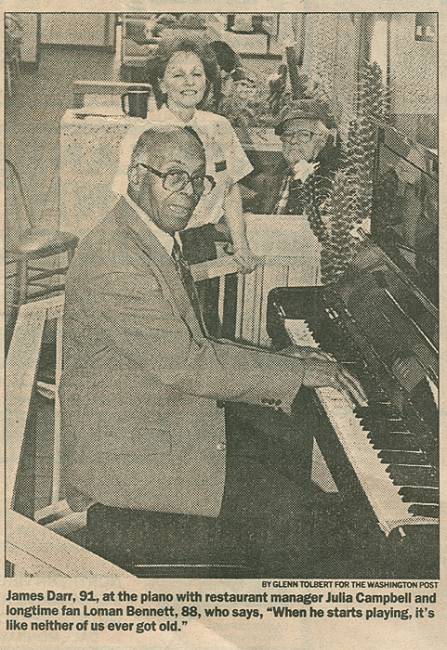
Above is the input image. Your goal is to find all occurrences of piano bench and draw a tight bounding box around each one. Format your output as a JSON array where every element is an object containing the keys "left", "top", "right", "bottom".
[{"left": 86, "top": 503, "right": 258, "bottom": 578}]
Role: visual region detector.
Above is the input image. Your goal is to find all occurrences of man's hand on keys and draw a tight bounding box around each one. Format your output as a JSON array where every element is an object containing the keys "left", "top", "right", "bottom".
[{"left": 282, "top": 346, "right": 367, "bottom": 407}]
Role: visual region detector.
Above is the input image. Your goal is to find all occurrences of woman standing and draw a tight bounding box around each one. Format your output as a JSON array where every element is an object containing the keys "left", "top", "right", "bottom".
[
  {"left": 148, "top": 35, "right": 255, "bottom": 271},
  {"left": 116, "top": 35, "right": 256, "bottom": 333},
  {"left": 118, "top": 35, "right": 255, "bottom": 269}
]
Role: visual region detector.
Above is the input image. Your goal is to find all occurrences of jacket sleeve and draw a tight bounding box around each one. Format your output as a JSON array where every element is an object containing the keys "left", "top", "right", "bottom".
[{"left": 82, "top": 270, "right": 305, "bottom": 413}]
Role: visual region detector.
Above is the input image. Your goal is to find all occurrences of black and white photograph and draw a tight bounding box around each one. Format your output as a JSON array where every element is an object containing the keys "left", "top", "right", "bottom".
[{"left": 4, "top": 1, "right": 440, "bottom": 598}]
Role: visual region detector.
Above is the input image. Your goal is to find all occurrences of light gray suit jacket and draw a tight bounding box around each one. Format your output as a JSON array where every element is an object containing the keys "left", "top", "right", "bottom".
[{"left": 60, "top": 198, "right": 306, "bottom": 517}]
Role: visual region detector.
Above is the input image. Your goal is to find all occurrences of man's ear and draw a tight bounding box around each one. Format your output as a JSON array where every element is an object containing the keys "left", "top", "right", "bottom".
[{"left": 128, "top": 164, "right": 144, "bottom": 192}]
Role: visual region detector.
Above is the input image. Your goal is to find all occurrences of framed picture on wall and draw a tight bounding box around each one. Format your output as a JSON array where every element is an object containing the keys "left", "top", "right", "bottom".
[
  {"left": 257, "top": 13, "right": 279, "bottom": 38},
  {"left": 227, "top": 13, "right": 279, "bottom": 37}
]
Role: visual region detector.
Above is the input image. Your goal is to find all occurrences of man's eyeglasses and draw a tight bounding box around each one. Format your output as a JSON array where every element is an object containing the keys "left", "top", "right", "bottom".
[
  {"left": 280, "top": 130, "right": 326, "bottom": 145},
  {"left": 138, "top": 164, "right": 216, "bottom": 196}
]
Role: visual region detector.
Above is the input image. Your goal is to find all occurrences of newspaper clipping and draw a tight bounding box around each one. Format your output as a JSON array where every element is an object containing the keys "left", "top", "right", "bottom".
[{"left": 2, "top": 1, "right": 444, "bottom": 648}]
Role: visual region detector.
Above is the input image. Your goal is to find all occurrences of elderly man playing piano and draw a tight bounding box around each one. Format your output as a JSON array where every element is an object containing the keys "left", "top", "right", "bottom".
[{"left": 60, "top": 124, "right": 366, "bottom": 576}]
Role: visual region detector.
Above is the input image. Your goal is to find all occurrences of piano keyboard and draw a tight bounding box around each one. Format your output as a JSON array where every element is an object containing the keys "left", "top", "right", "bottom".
[{"left": 285, "top": 318, "right": 439, "bottom": 536}]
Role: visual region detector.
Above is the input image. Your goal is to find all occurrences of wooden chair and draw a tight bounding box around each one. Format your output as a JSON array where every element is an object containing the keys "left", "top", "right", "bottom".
[
  {"left": 5, "top": 160, "right": 79, "bottom": 351},
  {"left": 5, "top": 31, "right": 21, "bottom": 96}
]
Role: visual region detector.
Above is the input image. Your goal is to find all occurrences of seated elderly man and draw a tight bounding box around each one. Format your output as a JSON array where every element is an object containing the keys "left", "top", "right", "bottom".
[
  {"left": 60, "top": 124, "right": 365, "bottom": 575},
  {"left": 248, "top": 99, "right": 339, "bottom": 217}
]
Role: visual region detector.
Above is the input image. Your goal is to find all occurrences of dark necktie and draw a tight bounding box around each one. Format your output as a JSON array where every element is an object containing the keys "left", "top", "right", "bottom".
[
  {"left": 286, "top": 177, "right": 306, "bottom": 214},
  {"left": 171, "top": 239, "right": 208, "bottom": 336}
]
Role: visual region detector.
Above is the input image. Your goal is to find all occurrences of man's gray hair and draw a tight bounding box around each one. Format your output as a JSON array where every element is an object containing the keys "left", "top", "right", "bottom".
[{"left": 130, "top": 125, "right": 205, "bottom": 167}]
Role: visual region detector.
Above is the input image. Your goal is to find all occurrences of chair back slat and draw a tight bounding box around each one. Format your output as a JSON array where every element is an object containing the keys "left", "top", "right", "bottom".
[
  {"left": 51, "top": 314, "right": 64, "bottom": 503},
  {"left": 5, "top": 159, "right": 32, "bottom": 250}
]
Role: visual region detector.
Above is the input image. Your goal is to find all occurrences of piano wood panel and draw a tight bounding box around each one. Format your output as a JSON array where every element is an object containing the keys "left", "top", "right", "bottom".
[
  {"left": 268, "top": 270, "right": 439, "bottom": 547},
  {"left": 238, "top": 214, "right": 321, "bottom": 346}
]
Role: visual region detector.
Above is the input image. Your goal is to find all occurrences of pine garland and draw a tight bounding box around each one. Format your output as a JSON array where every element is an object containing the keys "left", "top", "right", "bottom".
[
  {"left": 342, "top": 60, "right": 390, "bottom": 223},
  {"left": 301, "top": 175, "right": 331, "bottom": 244},
  {"left": 313, "top": 60, "right": 390, "bottom": 285},
  {"left": 319, "top": 168, "right": 358, "bottom": 284}
]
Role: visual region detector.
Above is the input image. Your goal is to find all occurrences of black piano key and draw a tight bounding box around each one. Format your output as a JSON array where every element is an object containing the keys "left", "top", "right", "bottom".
[
  {"left": 408, "top": 504, "right": 439, "bottom": 518},
  {"left": 355, "top": 405, "right": 394, "bottom": 418},
  {"left": 374, "top": 400, "right": 393, "bottom": 407},
  {"left": 398, "top": 486, "right": 439, "bottom": 504},
  {"left": 361, "top": 418, "right": 408, "bottom": 432},
  {"left": 367, "top": 433, "right": 422, "bottom": 452},
  {"left": 386, "top": 464, "right": 438, "bottom": 487},
  {"left": 378, "top": 450, "right": 428, "bottom": 465},
  {"left": 360, "top": 410, "right": 406, "bottom": 431},
  {"left": 356, "top": 409, "right": 402, "bottom": 420},
  {"left": 355, "top": 399, "right": 393, "bottom": 410}
]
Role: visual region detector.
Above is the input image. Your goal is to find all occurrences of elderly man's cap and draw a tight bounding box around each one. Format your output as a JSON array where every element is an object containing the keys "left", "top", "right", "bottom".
[
  {"left": 232, "top": 67, "right": 257, "bottom": 83},
  {"left": 275, "top": 99, "right": 337, "bottom": 134}
]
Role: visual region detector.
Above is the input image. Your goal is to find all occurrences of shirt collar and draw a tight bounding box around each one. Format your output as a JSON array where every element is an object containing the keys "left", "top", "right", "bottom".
[
  {"left": 158, "top": 104, "right": 198, "bottom": 127},
  {"left": 124, "top": 193, "right": 182, "bottom": 255}
]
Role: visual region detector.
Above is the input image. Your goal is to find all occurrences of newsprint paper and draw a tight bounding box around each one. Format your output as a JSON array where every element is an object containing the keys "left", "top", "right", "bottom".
[{"left": 1, "top": 1, "right": 445, "bottom": 648}]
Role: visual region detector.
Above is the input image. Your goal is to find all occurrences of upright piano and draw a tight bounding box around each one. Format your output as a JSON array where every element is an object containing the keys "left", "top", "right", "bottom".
[{"left": 267, "top": 233, "right": 439, "bottom": 577}]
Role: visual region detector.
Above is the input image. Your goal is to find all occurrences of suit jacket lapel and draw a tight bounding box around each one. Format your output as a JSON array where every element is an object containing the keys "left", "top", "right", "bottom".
[{"left": 113, "top": 198, "right": 203, "bottom": 338}]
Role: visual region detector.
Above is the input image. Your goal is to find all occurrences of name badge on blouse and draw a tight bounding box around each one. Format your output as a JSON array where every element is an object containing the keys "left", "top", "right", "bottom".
[{"left": 215, "top": 160, "right": 227, "bottom": 172}]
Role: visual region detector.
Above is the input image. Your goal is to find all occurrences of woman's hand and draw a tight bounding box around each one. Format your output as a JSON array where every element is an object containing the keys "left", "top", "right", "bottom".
[
  {"left": 232, "top": 244, "right": 259, "bottom": 273},
  {"left": 214, "top": 220, "right": 232, "bottom": 240},
  {"left": 222, "top": 184, "right": 258, "bottom": 273},
  {"left": 224, "top": 241, "right": 259, "bottom": 273}
]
